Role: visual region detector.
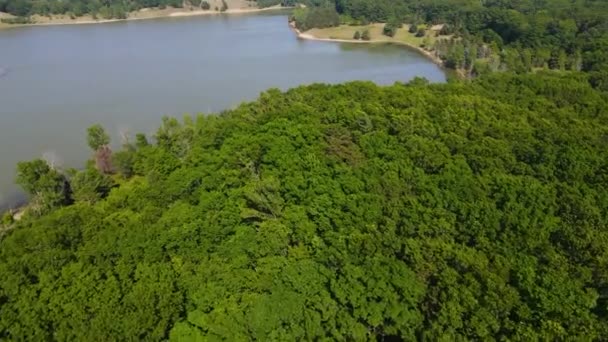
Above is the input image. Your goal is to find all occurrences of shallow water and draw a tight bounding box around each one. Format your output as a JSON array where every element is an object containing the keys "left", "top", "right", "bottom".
[{"left": 0, "top": 12, "right": 445, "bottom": 209}]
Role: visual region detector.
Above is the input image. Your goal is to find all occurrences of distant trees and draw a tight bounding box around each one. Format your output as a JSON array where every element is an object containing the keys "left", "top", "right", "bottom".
[
  {"left": 256, "top": 0, "right": 297, "bottom": 8},
  {"left": 0, "top": 0, "right": 188, "bottom": 19},
  {"left": 291, "top": 6, "right": 340, "bottom": 31},
  {"left": 287, "top": 0, "right": 608, "bottom": 76}
]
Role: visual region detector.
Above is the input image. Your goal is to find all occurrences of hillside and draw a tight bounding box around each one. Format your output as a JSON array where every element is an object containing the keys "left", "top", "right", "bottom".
[{"left": 1, "top": 73, "right": 607, "bottom": 340}]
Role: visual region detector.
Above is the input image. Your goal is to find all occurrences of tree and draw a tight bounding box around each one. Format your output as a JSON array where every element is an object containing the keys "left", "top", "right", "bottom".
[
  {"left": 446, "top": 42, "right": 465, "bottom": 69},
  {"left": 95, "top": 145, "right": 113, "bottom": 174},
  {"left": 521, "top": 48, "right": 533, "bottom": 71},
  {"left": 353, "top": 30, "right": 361, "bottom": 40},
  {"left": 16, "top": 159, "right": 59, "bottom": 195},
  {"left": 361, "top": 29, "right": 370, "bottom": 41},
  {"left": 465, "top": 44, "right": 478, "bottom": 70},
  {"left": 16, "top": 159, "right": 70, "bottom": 213},
  {"left": 135, "top": 133, "right": 149, "bottom": 149},
  {"left": 69, "top": 168, "right": 114, "bottom": 204},
  {"left": 112, "top": 149, "right": 135, "bottom": 178},
  {"left": 87, "top": 124, "right": 110, "bottom": 151},
  {"left": 549, "top": 49, "right": 567, "bottom": 70},
  {"left": 409, "top": 23, "right": 417, "bottom": 34},
  {"left": 86, "top": 124, "right": 113, "bottom": 173},
  {"left": 383, "top": 17, "right": 402, "bottom": 37}
]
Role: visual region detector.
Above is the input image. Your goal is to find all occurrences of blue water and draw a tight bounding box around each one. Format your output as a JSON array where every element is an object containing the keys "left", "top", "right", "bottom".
[{"left": 0, "top": 12, "right": 445, "bottom": 209}]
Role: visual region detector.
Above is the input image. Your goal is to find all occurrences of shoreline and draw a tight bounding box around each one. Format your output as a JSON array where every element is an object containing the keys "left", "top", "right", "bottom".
[
  {"left": 289, "top": 22, "right": 446, "bottom": 70},
  {"left": 0, "top": 5, "right": 291, "bottom": 29}
]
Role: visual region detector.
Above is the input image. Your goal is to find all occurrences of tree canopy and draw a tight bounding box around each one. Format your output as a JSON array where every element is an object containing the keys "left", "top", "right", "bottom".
[
  {"left": 1, "top": 72, "right": 607, "bottom": 340},
  {"left": 0, "top": 0, "right": 287, "bottom": 20},
  {"left": 291, "top": 0, "right": 608, "bottom": 78}
]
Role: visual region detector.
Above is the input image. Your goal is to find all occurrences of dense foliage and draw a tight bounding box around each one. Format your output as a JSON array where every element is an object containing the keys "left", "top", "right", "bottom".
[
  {"left": 0, "top": 0, "right": 280, "bottom": 19},
  {"left": 292, "top": 6, "right": 339, "bottom": 31},
  {"left": 255, "top": 0, "right": 297, "bottom": 8},
  {"left": 2, "top": 73, "right": 607, "bottom": 340},
  {"left": 291, "top": 0, "right": 608, "bottom": 79}
]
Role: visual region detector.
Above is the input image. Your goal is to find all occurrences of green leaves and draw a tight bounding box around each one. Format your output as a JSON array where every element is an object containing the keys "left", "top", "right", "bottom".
[
  {"left": 15, "top": 159, "right": 70, "bottom": 214},
  {"left": 3, "top": 74, "right": 608, "bottom": 340},
  {"left": 70, "top": 168, "right": 114, "bottom": 204},
  {"left": 86, "top": 124, "right": 110, "bottom": 151}
]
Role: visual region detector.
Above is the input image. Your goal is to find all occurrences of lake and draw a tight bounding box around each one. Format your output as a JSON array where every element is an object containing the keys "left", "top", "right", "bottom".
[{"left": 0, "top": 11, "right": 445, "bottom": 209}]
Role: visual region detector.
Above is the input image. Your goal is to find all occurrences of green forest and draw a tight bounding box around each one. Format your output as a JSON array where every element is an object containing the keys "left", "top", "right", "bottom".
[
  {"left": 1, "top": 72, "right": 607, "bottom": 340},
  {"left": 291, "top": 0, "right": 608, "bottom": 79},
  {"left": 0, "top": 0, "right": 283, "bottom": 20}
]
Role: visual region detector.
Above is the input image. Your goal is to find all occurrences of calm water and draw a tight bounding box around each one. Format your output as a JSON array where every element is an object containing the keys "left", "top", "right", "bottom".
[{"left": 0, "top": 12, "right": 445, "bottom": 209}]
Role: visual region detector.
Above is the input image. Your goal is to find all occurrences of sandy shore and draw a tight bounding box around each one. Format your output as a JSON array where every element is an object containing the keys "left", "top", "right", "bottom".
[
  {"left": 290, "top": 23, "right": 446, "bottom": 68},
  {"left": 0, "top": 5, "right": 290, "bottom": 29}
]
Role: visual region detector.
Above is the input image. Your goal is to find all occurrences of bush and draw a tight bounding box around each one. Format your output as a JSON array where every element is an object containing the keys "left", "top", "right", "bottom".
[
  {"left": 409, "top": 24, "right": 417, "bottom": 33},
  {"left": 361, "top": 29, "right": 370, "bottom": 41},
  {"left": 353, "top": 31, "right": 361, "bottom": 40},
  {"left": 416, "top": 28, "right": 426, "bottom": 37},
  {"left": 201, "top": 1, "right": 210, "bottom": 9}
]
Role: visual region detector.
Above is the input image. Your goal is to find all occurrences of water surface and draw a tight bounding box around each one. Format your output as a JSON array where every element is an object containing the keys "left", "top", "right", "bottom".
[{"left": 0, "top": 12, "right": 445, "bottom": 208}]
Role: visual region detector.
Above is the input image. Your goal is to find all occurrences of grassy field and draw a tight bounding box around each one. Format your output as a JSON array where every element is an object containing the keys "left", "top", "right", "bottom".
[
  {"left": 307, "top": 24, "right": 445, "bottom": 48},
  {"left": 302, "top": 23, "right": 454, "bottom": 67}
]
